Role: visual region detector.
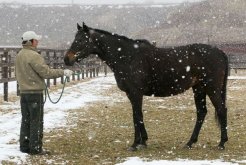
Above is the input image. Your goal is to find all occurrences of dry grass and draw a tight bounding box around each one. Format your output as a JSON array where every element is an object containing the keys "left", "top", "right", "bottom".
[{"left": 1, "top": 78, "right": 246, "bottom": 165}]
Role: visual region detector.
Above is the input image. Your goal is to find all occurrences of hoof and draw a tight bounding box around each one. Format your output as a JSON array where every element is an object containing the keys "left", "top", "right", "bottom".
[
  {"left": 127, "top": 146, "right": 137, "bottom": 151},
  {"left": 136, "top": 144, "right": 147, "bottom": 150},
  {"left": 183, "top": 144, "right": 192, "bottom": 150},
  {"left": 218, "top": 145, "right": 225, "bottom": 150},
  {"left": 127, "top": 144, "right": 147, "bottom": 151}
]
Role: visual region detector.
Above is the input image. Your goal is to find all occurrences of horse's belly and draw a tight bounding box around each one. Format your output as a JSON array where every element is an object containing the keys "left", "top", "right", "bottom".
[
  {"left": 151, "top": 88, "right": 187, "bottom": 97},
  {"left": 146, "top": 78, "right": 197, "bottom": 97}
]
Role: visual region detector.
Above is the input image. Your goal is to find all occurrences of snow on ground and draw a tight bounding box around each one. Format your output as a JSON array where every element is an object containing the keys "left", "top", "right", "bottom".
[
  {"left": 116, "top": 157, "right": 243, "bottom": 165},
  {"left": 0, "top": 74, "right": 245, "bottom": 165}
]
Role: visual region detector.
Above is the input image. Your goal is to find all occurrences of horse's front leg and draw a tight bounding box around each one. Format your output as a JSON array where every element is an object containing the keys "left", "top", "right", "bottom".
[{"left": 126, "top": 92, "right": 148, "bottom": 151}]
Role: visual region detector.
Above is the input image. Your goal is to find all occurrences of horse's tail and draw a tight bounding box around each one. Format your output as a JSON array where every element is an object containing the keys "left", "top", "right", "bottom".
[{"left": 215, "top": 50, "right": 229, "bottom": 126}]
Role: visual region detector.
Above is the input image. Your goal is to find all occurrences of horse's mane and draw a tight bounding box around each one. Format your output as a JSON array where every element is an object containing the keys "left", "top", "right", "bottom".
[{"left": 92, "top": 28, "right": 153, "bottom": 46}]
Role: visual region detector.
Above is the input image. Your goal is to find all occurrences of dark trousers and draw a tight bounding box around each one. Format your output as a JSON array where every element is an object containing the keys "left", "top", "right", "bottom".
[{"left": 20, "top": 93, "right": 44, "bottom": 154}]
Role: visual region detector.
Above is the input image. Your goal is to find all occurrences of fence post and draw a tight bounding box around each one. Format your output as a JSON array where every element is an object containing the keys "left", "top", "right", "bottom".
[
  {"left": 72, "top": 73, "right": 75, "bottom": 81},
  {"left": 3, "top": 50, "right": 8, "bottom": 101},
  {"left": 53, "top": 51, "right": 57, "bottom": 85},
  {"left": 228, "top": 66, "right": 231, "bottom": 76},
  {"left": 61, "top": 76, "right": 64, "bottom": 84},
  {"left": 86, "top": 69, "right": 88, "bottom": 77},
  {"left": 104, "top": 64, "right": 107, "bottom": 77},
  {"left": 93, "top": 67, "right": 95, "bottom": 77},
  {"left": 82, "top": 70, "right": 84, "bottom": 79},
  {"left": 61, "top": 51, "right": 65, "bottom": 84},
  {"left": 90, "top": 68, "right": 92, "bottom": 78},
  {"left": 77, "top": 73, "right": 80, "bottom": 81},
  {"left": 96, "top": 67, "right": 99, "bottom": 76},
  {"left": 46, "top": 79, "right": 50, "bottom": 88},
  {"left": 17, "top": 83, "right": 20, "bottom": 96}
]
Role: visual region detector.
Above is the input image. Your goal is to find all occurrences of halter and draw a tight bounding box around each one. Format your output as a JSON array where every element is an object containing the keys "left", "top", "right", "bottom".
[
  {"left": 66, "top": 49, "right": 81, "bottom": 63},
  {"left": 74, "top": 52, "right": 82, "bottom": 62}
]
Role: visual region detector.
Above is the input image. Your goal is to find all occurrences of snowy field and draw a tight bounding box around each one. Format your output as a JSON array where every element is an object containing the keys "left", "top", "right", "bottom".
[{"left": 0, "top": 73, "right": 245, "bottom": 165}]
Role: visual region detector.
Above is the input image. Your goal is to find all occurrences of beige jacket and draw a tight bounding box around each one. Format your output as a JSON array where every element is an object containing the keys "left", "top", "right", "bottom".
[{"left": 15, "top": 45, "right": 64, "bottom": 93}]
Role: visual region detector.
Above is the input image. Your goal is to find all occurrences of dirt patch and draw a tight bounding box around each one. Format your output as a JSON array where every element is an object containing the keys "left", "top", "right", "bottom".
[{"left": 10, "top": 79, "right": 246, "bottom": 164}]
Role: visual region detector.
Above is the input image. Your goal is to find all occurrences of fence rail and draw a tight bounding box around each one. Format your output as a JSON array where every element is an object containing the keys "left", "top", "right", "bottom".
[
  {"left": 1, "top": 43, "right": 246, "bottom": 101},
  {"left": 0, "top": 47, "right": 108, "bottom": 102},
  {"left": 218, "top": 42, "right": 246, "bottom": 73}
]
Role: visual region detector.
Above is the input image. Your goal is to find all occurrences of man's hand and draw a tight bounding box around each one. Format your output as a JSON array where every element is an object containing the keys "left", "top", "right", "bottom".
[{"left": 64, "top": 69, "right": 73, "bottom": 77}]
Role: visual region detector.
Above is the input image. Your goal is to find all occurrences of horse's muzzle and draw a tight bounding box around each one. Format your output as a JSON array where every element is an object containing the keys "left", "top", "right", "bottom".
[{"left": 64, "top": 51, "right": 76, "bottom": 66}]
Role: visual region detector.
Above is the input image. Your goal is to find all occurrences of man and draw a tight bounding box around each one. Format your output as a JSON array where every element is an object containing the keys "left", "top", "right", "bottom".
[{"left": 15, "top": 31, "right": 73, "bottom": 155}]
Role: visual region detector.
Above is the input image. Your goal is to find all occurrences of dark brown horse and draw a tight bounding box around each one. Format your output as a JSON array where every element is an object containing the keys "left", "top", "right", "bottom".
[{"left": 64, "top": 23, "right": 228, "bottom": 150}]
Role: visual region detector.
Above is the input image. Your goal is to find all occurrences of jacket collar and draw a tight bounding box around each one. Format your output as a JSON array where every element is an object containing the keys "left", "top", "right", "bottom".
[{"left": 22, "top": 45, "right": 38, "bottom": 52}]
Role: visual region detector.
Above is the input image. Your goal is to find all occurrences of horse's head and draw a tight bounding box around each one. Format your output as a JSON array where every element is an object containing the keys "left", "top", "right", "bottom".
[{"left": 64, "top": 22, "right": 94, "bottom": 66}]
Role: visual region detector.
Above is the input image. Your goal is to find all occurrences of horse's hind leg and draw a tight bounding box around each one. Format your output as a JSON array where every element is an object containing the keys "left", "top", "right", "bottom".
[
  {"left": 207, "top": 90, "right": 228, "bottom": 150},
  {"left": 186, "top": 85, "right": 207, "bottom": 149}
]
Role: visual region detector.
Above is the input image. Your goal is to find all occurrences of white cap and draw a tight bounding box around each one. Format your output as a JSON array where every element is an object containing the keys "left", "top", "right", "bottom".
[{"left": 22, "top": 31, "right": 42, "bottom": 41}]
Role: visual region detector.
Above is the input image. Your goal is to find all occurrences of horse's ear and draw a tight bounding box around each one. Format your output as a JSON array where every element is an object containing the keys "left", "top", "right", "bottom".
[
  {"left": 77, "top": 23, "right": 82, "bottom": 30},
  {"left": 82, "top": 22, "right": 89, "bottom": 32}
]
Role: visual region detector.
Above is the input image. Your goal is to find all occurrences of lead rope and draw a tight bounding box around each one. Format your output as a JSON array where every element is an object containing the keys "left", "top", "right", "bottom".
[
  {"left": 43, "top": 77, "right": 68, "bottom": 104},
  {"left": 43, "top": 61, "right": 83, "bottom": 104}
]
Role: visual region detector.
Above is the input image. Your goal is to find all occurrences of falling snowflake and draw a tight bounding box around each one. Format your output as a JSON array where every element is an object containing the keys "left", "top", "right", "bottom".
[
  {"left": 134, "top": 44, "right": 139, "bottom": 49},
  {"left": 186, "top": 66, "right": 191, "bottom": 72}
]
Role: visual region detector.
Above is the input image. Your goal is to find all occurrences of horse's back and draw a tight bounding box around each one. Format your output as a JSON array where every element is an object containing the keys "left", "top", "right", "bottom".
[{"left": 142, "top": 43, "right": 228, "bottom": 97}]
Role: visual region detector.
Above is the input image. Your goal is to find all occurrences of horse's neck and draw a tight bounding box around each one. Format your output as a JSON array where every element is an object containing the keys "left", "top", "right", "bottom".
[
  {"left": 98, "top": 52, "right": 119, "bottom": 72},
  {"left": 94, "top": 34, "right": 129, "bottom": 71}
]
